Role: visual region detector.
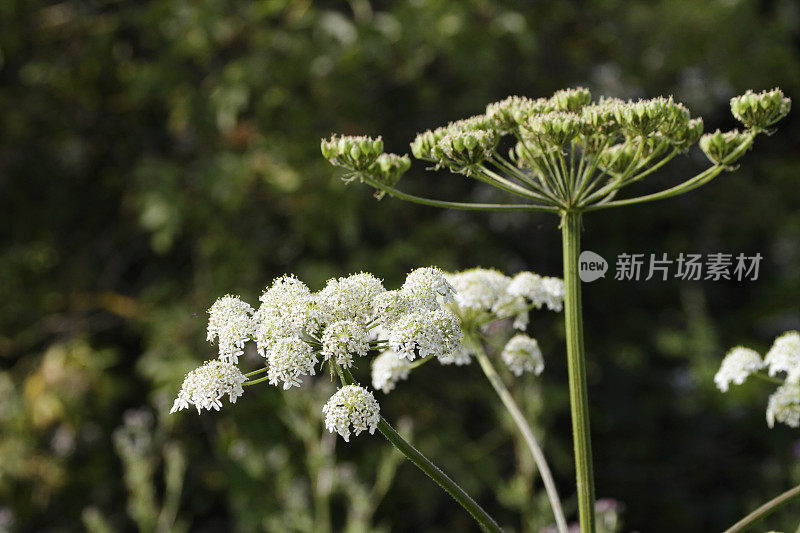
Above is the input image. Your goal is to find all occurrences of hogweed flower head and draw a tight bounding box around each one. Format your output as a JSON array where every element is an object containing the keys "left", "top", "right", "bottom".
[
  {"left": 266, "top": 336, "right": 318, "bottom": 389},
  {"left": 767, "top": 382, "right": 800, "bottom": 428},
  {"left": 698, "top": 129, "right": 751, "bottom": 166},
  {"left": 326, "top": 87, "right": 788, "bottom": 213},
  {"left": 170, "top": 360, "right": 247, "bottom": 414},
  {"left": 388, "top": 309, "right": 462, "bottom": 361},
  {"left": 323, "top": 385, "right": 381, "bottom": 441},
  {"left": 321, "top": 320, "right": 370, "bottom": 368},
  {"left": 501, "top": 334, "right": 545, "bottom": 377},
  {"left": 371, "top": 350, "right": 412, "bottom": 393},
  {"left": 321, "top": 134, "right": 384, "bottom": 171},
  {"left": 765, "top": 331, "right": 800, "bottom": 383},
  {"left": 730, "top": 88, "right": 791, "bottom": 130},
  {"left": 316, "top": 272, "right": 386, "bottom": 324},
  {"left": 401, "top": 266, "right": 456, "bottom": 310},
  {"left": 253, "top": 275, "right": 316, "bottom": 355},
  {"left": 714, "top": 346, "right": 764, "bottom": 392},
  {"left": 206, "top": 295, "right": 254, "bottom": 364}
]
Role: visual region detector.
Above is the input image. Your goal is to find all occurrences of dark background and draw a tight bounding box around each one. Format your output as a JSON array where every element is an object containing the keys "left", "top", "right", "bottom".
[{"left": 2, "top": 0, "right": 800, "bottom": 531}]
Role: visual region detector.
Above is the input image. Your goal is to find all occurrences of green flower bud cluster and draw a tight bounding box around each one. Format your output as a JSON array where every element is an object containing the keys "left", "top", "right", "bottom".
[
  {"left": 321, "top": 135, "right": 384, "bottom": 171},
  {"left": 580, "top": 103, "right": 622, "bottom": 136},
  {"left": 367, "top": 153, "right": 411, "bottom": 199},
  {"left": 613, "top": 97, "right": 674, "bottom": 137},
  {"left": 525, "top": 112, "right": 583, "bottom": 146},
  {"left": 432, "top": 130, "right": 498, "bottom": 174},
  {"left": 551, "top": 87, "right": 592, "bottom": 112},
  {"left": 657, "top": 100, "right": 691, "bottom": 139},
  {"left": 668, "top": 118, "right": 704, "bottom": 151},
  {"left": 699, "top": 129, "right": 751, "bottom": 165},
  {"left": 410, "top": 127, "right": 451, "bottom": 161},
  {"left": 730, "top": 88, "right": 791, "bottom": 130},
  {"left": 485, "top": 96, "right": 553, "bottom": 132},
  {"left": 598, "top": 142, "right": 638, "bottom": 175}
]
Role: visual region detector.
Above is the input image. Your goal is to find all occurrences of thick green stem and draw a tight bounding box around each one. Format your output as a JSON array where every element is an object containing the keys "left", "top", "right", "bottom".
[
  {"left": 724, "top": 483, "right": 800, "bottom": 533},
  {"left": 338, "top": 366, "right": 502, "bottom": 532},
  {"left": 561, "top": 211, "right": 596, "bottom": 532},
  {"left": 469, "top": 336, "right": 569, "bottom": 533}
]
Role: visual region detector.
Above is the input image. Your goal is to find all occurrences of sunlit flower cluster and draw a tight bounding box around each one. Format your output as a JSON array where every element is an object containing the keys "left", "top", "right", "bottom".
[
  {"left": 170, "top": 360, "right": 247, "bottom": 414},
  {"left": 718, "top": 331, "right": 800, "bottom": 428},
  {"left": 172, "top": 267, "right": 465, "bottom": 441},
  {"left": 323, "top": 385, "right": 381, "bottom": 441}
]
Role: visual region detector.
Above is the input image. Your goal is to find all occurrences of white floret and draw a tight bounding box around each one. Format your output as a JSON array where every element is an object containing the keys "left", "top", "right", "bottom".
[{"left": 714, "top": 346, "right": 764, "bottom": 392}]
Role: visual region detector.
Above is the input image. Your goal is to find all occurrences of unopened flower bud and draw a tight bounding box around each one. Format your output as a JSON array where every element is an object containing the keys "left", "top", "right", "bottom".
[
  {"left": 486, "top": 96, "right": 552, "bottom": 132},
  {"left": 431, "top": 130, "right": 497, "bottom": 175},
  {"left": 699, "top": 129, "right": 750, "bottom": 165},
  {"left": 550, "top": 86, "right": 592, "bottom": 112},
  {"left": 730, "top": 88, "right": 791, "bottom": 130},
  {"left": 526, "top": 111, "right": 583, "bottom": 146},
  {"left": 367, "top": 153, "right": 411, "bottom": 199},
  {"left": 321, "top": 134, "right": 384, "bottom": 171}
]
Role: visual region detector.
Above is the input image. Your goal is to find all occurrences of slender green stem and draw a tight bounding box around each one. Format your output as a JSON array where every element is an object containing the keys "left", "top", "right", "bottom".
[
  {"left": 245, "top": 367, "right": 269, "bottom": 378},
  {"left": 243, "top": 375, "right": 271, "bottom": 386},
  {"left": 724, "top": 483, "right": 800, "bottom": 533},
  {"left": 469, "top": 335, "right": 569, "bottom": 533},
  {"left": 753, "top": 371, "right": 785, "bottom": 385},
  {"left": 561, "top": 210, "right": 596, "bottom": 532},
  {"left": 359, "top": 173, "right": 557, "bottom": 213},
  {"left": 337, "top": 366, "right": 502, "bottom": 532}
]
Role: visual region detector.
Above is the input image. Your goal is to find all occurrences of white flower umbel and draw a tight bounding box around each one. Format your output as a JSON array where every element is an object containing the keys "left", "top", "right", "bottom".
[
  {"left": 265, "top": 336, "right": 318, "bottom": 390},
  {"left": 206, "top": 295, "right": 254, "bottom": 363},
  {"left": 714, "top": 346, "right": 765, "bottom": 392},
  {"left": 316, "top": 272, "right": 386, "bottom": 323},
  {"left": 170, "top": 360, "right": 247, "bottom": 414},
  {"left": 401, "top": 267, "right": 456, "bottom": 310},
  {"left": 446, "top": 268, "right": 513, "bottom": 313},
  {"left": 765, "top": 331, "right": 800, "bottom": 383},
  {"left": 766, "top": 382, "right": 800, "bottom": 428},
  {"left": 501, "top": 334, "right": 545, "bottom": 377},
  {"left": 388, "top": 309, "right": 462, "bottom": 361},
  {"left": 540, "top": 277, "right": 566, "bottom": 312},
  {"left": 371, "top": 350, "right": 412, "bottom": 393},
  {"left": 507, "top": 272, "right": 548, "bottom": 308},
  {"left": 253, "top": 275, "right": 316, "bottom": 356},
  {"left": 321, "top": 320, "right": 370, "bottom": 367},
  {"left": 323, "top": 385, "right": 381, "bottom": 441},
  {"left": 373, "top": 290, "right": 414, "bottom": 326}
]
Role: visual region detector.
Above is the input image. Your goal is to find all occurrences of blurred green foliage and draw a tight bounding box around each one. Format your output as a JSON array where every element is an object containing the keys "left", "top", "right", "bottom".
[{"left": 2, "top": 0, "right": 800, "bottom": 530}]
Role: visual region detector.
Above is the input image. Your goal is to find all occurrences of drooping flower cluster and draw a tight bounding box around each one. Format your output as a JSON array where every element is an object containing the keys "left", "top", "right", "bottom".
[
  {"left": 170, "top": 360, "right": 247, "bottom": 414},
  {"left": 717, "top": 331, "right": 800, "bottom": 428},
  {"left": 501, "top": 334, "right": 545, "bottom": 377},
  {"left": 172, "top": 267, "right": 465, "bottom": 440},
  {"left": 322, "top": 385, "right": 381, "bottom": 441},
  {"left": 371, "top": 350, "right": 412, "bottom": 393}
]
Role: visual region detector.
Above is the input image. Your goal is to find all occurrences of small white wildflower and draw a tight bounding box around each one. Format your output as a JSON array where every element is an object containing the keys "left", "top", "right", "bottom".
[
  {"left": 265, "top": 336, "right": 318, "bottom": 390},
  {"left": 501, "top": 334, "right": 545, "bottom": 377},
  {"left": 170, "top": 360, "right": 247, "bottom": 414},
  {"left": 766, "top": 382, "right": 800, "bottom": 428},
  {"left": 322, "top": 385, "right": 381, "bottom": 441},
  {"left": 507, "top": 272, "right": 548, "bottom": 308},
  {"left": 321, "top": 320, "right": 370, "bottom": 367},
  {"left": 388, "top": 309, "right": 462, "bottom": 362},
  {"left": 373, "top": 290, "right": 414, "bottom": 326},
  {"left": 401, "top": 267, "right": 456, "bottom": 310},
  {"left": 765, "top": 331, "right": 800, "bottom": 383},
  {"left": 206, "top": 295, "right": 254, "bottom": 363},
  {"left": 446, "top": 268, "right": 514, "bottom": 313},
  {"left": 316, "top": 272, "right": 386, "bottom": 324},
  {"left": 714, "top": 346, "right": 764, "bottom": 392},
  {"left": 371, "top": 350, "right": 412, "bottom": 393},
  {"left": 541, "top": 277, "right": 566, "bottom": 312},
  {"left": 253, "top": 275, "right": 316, "bottom": 356}
]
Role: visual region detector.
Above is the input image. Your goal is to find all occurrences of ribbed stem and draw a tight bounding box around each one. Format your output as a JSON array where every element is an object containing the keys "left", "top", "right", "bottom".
[
  {"left": 724, "top": 483, "right": 800, "bottom": 533},
  {"left": 561, "top": 211, "right": 596, "bottom": 532},
  {"left": 338, "top": 366, "right": 502, "bottom": 532},
  {"left": 469, "top": 336, "right": 569, "bottom": 533}
]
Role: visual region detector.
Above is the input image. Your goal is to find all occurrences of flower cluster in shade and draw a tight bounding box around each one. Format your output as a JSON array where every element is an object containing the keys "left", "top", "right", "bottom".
[
  {"left": 370, "top": 268, "right": 563, "bottom": 393},
  {"left": 716, "top": 331, "right": 800, "bottom": 428},
  {"left": 171, "top": 267, "right": 463, "bottom": 440}
]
